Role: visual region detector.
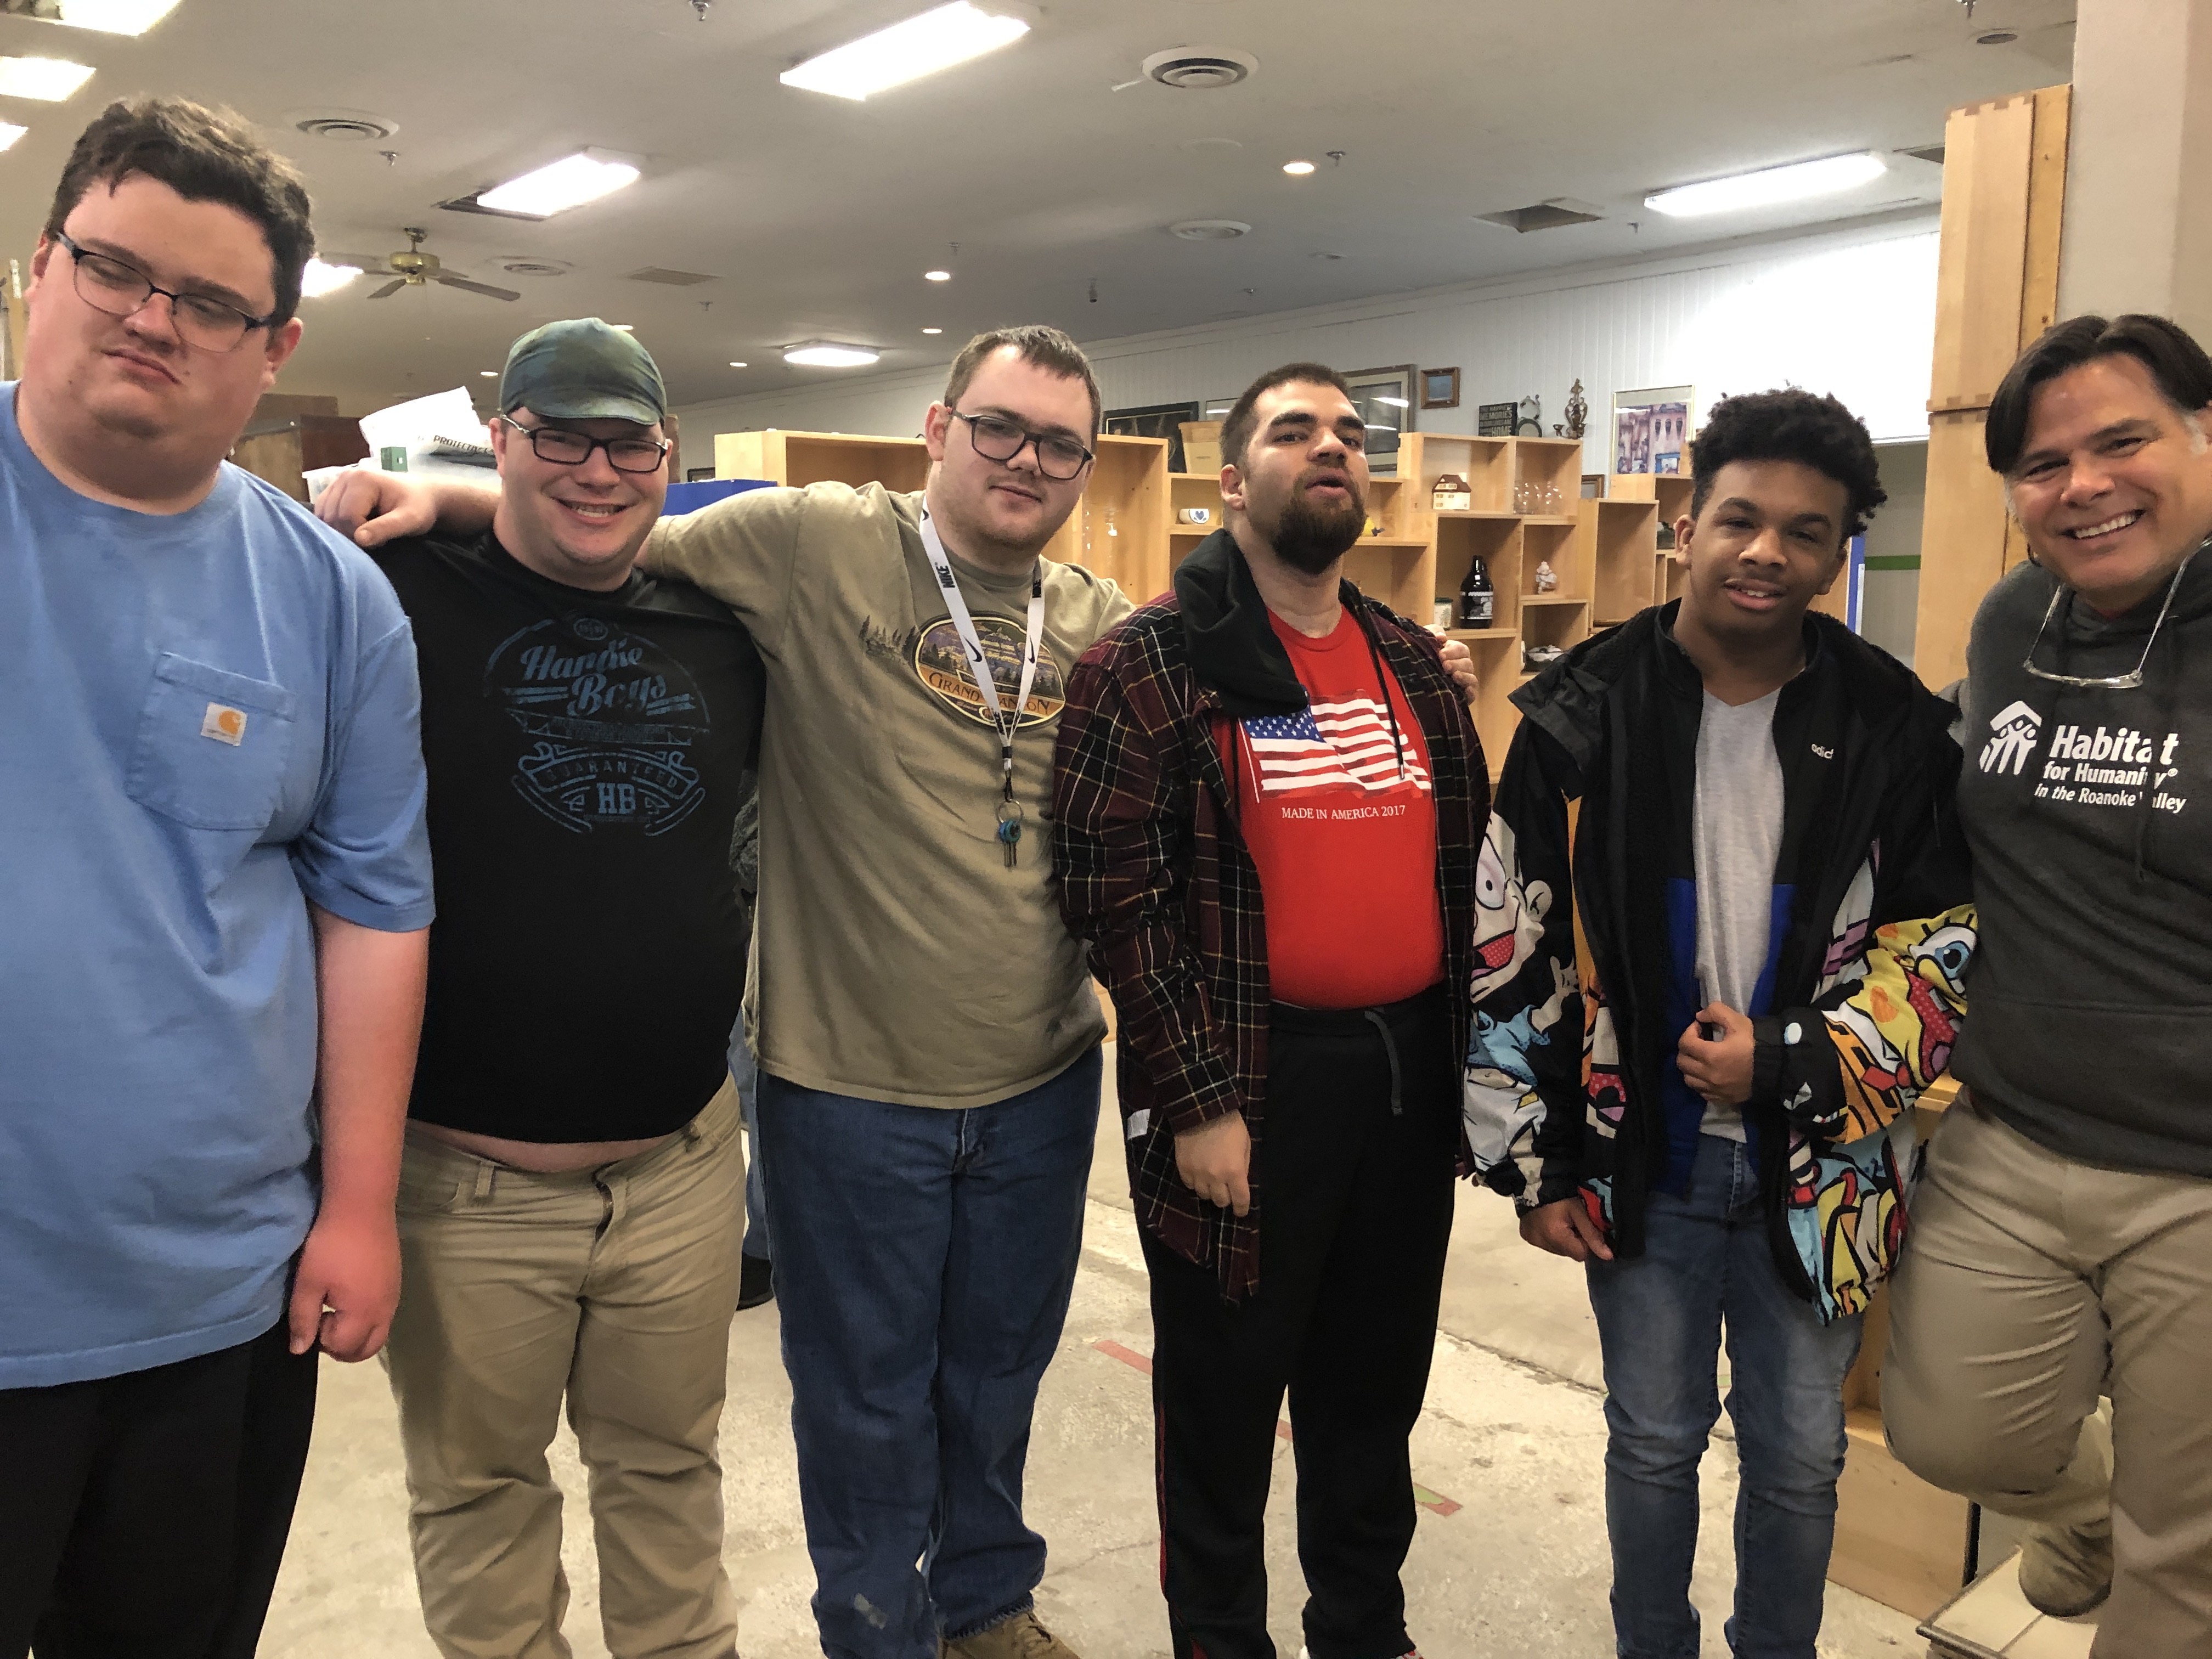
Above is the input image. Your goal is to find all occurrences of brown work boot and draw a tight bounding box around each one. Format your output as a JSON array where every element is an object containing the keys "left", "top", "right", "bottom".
[
  {"left": 944, "top": 1611, "right": 1079, "bottom": 1659},
  {"left": 2017, "top": 1517, "right": 2114, "bottom": 1618}
]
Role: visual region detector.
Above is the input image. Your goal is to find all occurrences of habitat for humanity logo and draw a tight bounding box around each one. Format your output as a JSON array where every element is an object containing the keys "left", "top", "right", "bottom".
[{"left": 1980, "top": 701, "right": 2042, "bottom": 775}]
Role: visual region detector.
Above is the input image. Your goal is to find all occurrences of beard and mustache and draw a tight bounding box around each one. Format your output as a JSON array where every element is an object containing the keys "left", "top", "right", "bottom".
[{"left": 1266, "top": 466, "right": 1369, "bottom": 574}]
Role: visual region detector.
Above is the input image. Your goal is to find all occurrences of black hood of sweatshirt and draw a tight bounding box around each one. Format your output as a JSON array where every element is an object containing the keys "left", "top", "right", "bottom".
[{"left": 1174, "top": 527, "right": 1362, "bottom": 717}]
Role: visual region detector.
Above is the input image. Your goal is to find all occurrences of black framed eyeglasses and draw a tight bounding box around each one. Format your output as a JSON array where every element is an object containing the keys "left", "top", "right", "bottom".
[
  {"left": 496, "top": 415, "right": 670, "bottom": 475},
  {"left": 54, "top": 230, "right": 275, "bottom": 354},
  {"left": 951, "top": 409, "right": 1094, "bottom": 481}
]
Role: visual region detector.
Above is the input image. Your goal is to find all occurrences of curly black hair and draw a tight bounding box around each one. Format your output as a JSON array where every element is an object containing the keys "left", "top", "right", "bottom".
[{"left": 1688, "top": 388, "right": 1887, "bottom": 541}]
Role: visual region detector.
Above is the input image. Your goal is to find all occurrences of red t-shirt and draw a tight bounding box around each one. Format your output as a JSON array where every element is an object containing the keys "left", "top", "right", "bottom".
[{"left": 1214, "top": 607, "right": 1445, "bottom": 1009}]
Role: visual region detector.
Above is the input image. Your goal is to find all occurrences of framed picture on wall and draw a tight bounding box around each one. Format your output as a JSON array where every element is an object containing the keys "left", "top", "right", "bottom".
[
  {"left": 1421, "top": 367, "right": 1461, "bottom": 409},
  {"left": 1611, "top": 385, "right": 1695, "bottom": 475},
  {"left": 1345, "top": 364, "right": 1417, "bottom": 475},
  {"left": 1103, "top": 400, "right": 1202, "bottom": 471}
]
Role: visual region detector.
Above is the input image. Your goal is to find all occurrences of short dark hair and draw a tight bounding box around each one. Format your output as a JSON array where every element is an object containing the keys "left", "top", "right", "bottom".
[
  {"left": 1985, "top": 313, "right": 2212, "bottom": 475},
  {"left": 1688, "top": 388, "right": 1886, "bottom": 543},
  {"left": 46, "top": 97, "right": 315, "bottom": 328},
  {"left": 943, "top": 325, "right": 1102, "bottom": 435},
  {"left": 1219, "top": 362, "right": 1355, "bottom": 470}
]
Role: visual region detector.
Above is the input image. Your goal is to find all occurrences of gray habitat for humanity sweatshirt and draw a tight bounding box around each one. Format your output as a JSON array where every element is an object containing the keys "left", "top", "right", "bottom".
[{"left": 1954, "top": 548, "right": 2212, "bottom": 1178}]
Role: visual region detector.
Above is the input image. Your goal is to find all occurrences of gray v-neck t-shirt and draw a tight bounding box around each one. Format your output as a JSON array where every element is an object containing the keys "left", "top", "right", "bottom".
[{"left": 1691, "top": 687, "right": 1784, "bottom": 1142}]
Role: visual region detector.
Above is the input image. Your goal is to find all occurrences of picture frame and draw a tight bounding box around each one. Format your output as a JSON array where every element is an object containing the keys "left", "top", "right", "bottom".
[
  {"left": 1103, "top": 400, "right": 1202, "bottom": 472},
  {"left": 1344, "top": 364, "right": 1418, "bottom": 475},
  {"left": 1420, "top": 367, "right": 1461, "bottom": 410},
  {"left": 1610, "top": 385, "right": 1696, "bottom": 476},
  {"left": 1476, "top": 400, "right": 1517, "bottom": 437}
]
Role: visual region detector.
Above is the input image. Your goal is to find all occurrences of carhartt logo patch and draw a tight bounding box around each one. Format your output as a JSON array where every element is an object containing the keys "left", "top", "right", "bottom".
[{"left": 200, "top": 702, "right": 247, "bottom": 746}]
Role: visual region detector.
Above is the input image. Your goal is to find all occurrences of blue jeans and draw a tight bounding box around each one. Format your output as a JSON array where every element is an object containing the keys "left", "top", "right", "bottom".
[
  {"left": 758, "top": 1048, "right": 1102, "bottom": 1659},
  {"left": 1584, "top": 1133, "right": 1864, "bottom": 1659},
  {"left": 727, "top": 1020, "right": 768, "bottom": 1260}
]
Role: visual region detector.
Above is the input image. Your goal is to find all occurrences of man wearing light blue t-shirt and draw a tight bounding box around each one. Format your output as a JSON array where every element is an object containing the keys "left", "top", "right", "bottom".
[{"left": 0, "top": 98, "right": 434, "bottom": 1659}]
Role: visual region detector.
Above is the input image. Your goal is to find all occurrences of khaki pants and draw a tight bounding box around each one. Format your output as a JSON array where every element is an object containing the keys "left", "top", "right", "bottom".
[
  {"left": 1883, "top": 1091, "right": 2212, "bottom": 1656},
  {"left": 383, "top": 1081, "right": 746, "bottom": 1659}
]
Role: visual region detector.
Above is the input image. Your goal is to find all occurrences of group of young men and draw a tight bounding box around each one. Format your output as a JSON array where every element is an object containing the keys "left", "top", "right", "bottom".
[{"left": 3, "top": 92, "right": 2207, "bottom": 1659}]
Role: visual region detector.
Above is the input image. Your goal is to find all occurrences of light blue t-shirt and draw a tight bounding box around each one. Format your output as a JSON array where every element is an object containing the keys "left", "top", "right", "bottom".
[{"left": 0, "top": 386, "right": 435, "bottom": 1388}]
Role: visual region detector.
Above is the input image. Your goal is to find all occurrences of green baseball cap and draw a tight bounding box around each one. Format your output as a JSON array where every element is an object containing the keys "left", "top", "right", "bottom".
[{"left": 499, "top": 318, "right": 667, "bottom": 425}]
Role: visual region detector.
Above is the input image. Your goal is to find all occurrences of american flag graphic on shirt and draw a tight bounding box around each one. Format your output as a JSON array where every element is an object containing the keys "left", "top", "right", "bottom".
[{"left": 1240, "top": 697, "right": 1434, "bottom": 795}]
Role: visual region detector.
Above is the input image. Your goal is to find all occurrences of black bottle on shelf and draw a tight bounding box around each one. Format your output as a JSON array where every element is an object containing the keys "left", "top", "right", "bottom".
[{"left": 1458, "top": 556, "right": 1495, "bottom": 628}]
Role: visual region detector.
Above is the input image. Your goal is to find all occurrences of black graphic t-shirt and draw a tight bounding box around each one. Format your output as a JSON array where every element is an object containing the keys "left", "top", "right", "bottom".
[{"left": 373, "top": 530, "right": 764, "bottom": 1142}]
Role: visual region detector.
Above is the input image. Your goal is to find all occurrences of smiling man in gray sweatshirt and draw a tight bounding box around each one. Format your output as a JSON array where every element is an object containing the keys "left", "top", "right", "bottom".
[{"left": 1882, "top": 313, "right": 2212, "bottom": 1658}]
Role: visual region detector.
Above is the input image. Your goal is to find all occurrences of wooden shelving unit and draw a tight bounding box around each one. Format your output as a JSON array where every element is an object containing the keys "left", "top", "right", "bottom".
[{"left": 711, "top": 427, "right": 1170, "bottom": 603}]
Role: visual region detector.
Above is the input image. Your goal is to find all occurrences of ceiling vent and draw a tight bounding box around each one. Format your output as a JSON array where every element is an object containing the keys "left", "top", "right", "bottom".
[
  {"left": 1169, "top": 219, "right": 1250, "bottom": 240},
  {"left": 1900, "top": 144, "right": 1947, "bottom": 165},
  {"left": 625, "top": 267, "right": 718, "bottom": 285},
  {"left": 1142, "top": 46, "right": 1258, "bottom": 89},
  {"left": 1474, "top": 198, "right": 1605, "bottom": 233},
  {"left": 293, "top": 111, "right": 397, "bottom": 143},
  {"left": 494, "top": 258, "right": 571, "bottom": 276}
]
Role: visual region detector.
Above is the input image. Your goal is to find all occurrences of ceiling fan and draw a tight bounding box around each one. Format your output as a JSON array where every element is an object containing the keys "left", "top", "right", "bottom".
[{"left": 321, "top": 228, "right": 521, "bottom": 302}]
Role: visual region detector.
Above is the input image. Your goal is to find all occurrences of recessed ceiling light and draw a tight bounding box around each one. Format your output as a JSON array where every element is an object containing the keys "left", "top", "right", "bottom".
[
  {"left": 1976, "top": 29, "right": 2019, "bottom": 44},
  {"left": 1169, "top": 219, "right": 1251, "bottom": 240},
  {"left": 476, "top": 150, "right": 641, "bottom": 218},
  {"left": 299, "top": 258, "right": 362, "bottom": 298},
  {"left": 19, "top": 0, "right": 180, "bottom": 36},
  {"left": 0, "top": 123, "right": 25, "bottom": 151},
  {"left": 924, "top": 269, "right": 952, "bottom": 281},
  {"left": 785, "top": 341, "right": 882, "bottom": 368},
  {"left": 1282, "top": 159, "right": 1315, "bottom": 176},
  {"left": 781, "top": 2, "right": 1031, "bottom": 101},
  {"left": 0, "top": 57, "right": 95, "bottom": 101},
  {"left": 1645, "top": 151, "right": 1887, "bottom": 217},
  {"left": 729, "top": 360, "right": 749, "bottom": 368},
  {"left": 922, "top": 327, "right": 943, "bottom": 334}
]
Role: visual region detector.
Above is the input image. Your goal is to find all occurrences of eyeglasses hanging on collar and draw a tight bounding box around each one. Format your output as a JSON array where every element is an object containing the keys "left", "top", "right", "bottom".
[{"left": 2022, "top": 546, "right": 2203, "bottom": 691}]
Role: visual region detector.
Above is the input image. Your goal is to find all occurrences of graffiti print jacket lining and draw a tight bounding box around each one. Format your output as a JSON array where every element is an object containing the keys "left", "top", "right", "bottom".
[{"left": 1465, "top": 603, "right": 1974, "bottom": 1321}]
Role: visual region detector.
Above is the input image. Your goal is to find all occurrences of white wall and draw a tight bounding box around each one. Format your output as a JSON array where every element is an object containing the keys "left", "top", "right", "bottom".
[
  {"left": 672, "top": 212, "right": 1942, "bottom": 471},
  {"left": 1860, "top": 438, "right": 1929, "bottom": 667}
]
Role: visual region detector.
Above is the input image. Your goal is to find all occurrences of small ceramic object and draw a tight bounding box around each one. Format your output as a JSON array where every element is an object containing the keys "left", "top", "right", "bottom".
[
  {"left": 1177, "top": 506, "right": 1212, "bottom": 526},
  {"left": 1432, "top": 601, "right": 1455, "bottom": 631},
  {"left": 1431, "top": 472, "right": 1472, "bottom": 511},
  {"left": 1564, "top": 379, "right": 1589, "bottom": 441},
  {"left": 1533, "top": 560, "right": 1559, "bottom": 594},
  {"left": 1523, "top": 642, "right": 1566, "bottom": 673}
]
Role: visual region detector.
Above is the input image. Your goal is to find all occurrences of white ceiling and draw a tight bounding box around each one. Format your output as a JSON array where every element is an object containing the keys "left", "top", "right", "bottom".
[{"left": 0, "top": 0, "right": 2076, "bottom": 414}]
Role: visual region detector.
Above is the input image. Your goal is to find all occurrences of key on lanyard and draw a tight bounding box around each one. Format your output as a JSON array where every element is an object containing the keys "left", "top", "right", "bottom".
[{"left": 997, "top": 798, "right": 1024, "bottom": 869}]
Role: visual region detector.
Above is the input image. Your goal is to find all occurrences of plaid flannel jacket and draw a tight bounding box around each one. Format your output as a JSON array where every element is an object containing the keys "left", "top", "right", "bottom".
[{"left": 1053, "top": 570, "right": 1486, "bottom": 1301}]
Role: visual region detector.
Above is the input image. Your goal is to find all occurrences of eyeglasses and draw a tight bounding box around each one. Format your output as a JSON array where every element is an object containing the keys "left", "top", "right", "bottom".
[
  {"left": 496, "top": 415, "right": 670, "bottom": 475},
  {"left": 2022, "top": 546, "right": 2202, "bottom": 690},
  {"left": 54, "top": 230, "right": 275, "bottom": 354},
  {"left": 951, "top": 409, "right": 1093, "bottom": 481}
]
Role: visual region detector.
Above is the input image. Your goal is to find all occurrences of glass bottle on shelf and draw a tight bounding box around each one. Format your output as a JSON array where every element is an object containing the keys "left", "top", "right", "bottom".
[{"left": 1458, "top": 556, "right": 1495, "bottom": 628}]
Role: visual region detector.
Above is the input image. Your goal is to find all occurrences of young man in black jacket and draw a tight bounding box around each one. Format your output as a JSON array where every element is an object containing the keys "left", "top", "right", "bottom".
[{"left": 1466, "top": 391, "right": 1973, "bottom": 1658}]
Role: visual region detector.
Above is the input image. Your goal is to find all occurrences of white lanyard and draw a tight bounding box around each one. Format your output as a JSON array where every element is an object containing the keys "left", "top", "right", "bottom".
[{"left": 919, "top": 505, "right": 1045, "bottom": 865}]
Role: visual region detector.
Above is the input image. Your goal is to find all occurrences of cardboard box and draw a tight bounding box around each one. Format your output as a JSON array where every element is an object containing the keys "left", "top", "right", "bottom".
[{"left": 1180, "top": 420, "right": 1222, "bottom": 477}]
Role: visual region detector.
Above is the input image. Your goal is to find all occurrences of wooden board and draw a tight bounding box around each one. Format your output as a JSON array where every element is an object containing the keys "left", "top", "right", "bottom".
[
  {"left": 1831, "top": 1405, "right": 1975, "bottom": 1621},
  {"left": 1915, "top": 408, "right": 2013, "bottom": 690},
  {"left": 1930, "top": 93, "right": 2038, "bottom": 414}
]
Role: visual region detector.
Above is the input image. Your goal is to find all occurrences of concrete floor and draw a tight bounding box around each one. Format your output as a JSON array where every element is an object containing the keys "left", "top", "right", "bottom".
[{"left": 262, "top": 1068, "right": 1925, "bottom": 1659}]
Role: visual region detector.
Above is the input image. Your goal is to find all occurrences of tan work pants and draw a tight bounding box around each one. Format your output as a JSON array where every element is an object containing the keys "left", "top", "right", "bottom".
[
  {"left": 1882, "top": 1091, "right": 2212, "bottom": 1656},
  {"left": 382, "top": 1081, "right": 746, "bottom": 1659}
]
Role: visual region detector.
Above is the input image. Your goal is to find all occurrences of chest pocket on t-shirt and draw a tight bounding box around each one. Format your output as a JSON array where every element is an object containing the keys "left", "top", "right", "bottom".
[{"left": 126, "top": 653, "right": 300, "bottom": 831}]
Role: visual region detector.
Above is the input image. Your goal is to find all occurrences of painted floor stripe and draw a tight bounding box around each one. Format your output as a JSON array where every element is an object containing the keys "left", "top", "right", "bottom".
[{"left": 1090, "top": 1339, "right": 1459, "bottom": 1506}]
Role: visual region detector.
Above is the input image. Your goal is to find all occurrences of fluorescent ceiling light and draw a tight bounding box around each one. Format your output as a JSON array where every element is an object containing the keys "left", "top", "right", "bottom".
[
  {"left": 922, "top": 327, "right": 943, "bottom": 335},
  {"left": 784, "top": 341, "right": 881, "bottom": 368},
  {"left": 1282, "top": 160, "right": 1315, "bottom": 176},
  {"left": 0, "top": 123, "right": 24, "bottom": 151},
  {"left": 300, "top": 258, "right": 361, "bottom": 298},
  {"left": 22, "top": 0, "right": 180, "bottom": 35},
  {"left": 476, "top": 150, "right": 640, "bottom": 218},
  {"left": 479, "top": 370, "right": 496, "bottom": 377},
  {"left": 924, "top": 269, "right": 951, "bottom": 281},
  {"left": 611, "top": 324, "right": 635, "bottom": 331},
  {"left": 729, "top": 360, "right": 748, "bottom": 368},
  {"left": 1645, "top": 151, "right": 1887, "bottom": 218},
  {"left": 781, "top": 2, "right": 1030, "bottom": 101},
  {"left": 0, "top": 57, "right": 94, "bottom": 100}
]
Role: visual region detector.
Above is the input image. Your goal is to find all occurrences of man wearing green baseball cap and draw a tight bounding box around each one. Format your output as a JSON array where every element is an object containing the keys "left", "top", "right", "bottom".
[{"left": 369, "top": 317, "right": 764, "bottom": 1659}]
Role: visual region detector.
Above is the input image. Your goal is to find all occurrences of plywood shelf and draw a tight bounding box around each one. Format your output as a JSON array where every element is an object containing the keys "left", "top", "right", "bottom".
[
  {"left": 1446, "top": 627, "right": 1519, "bottom": 642},
  {"left": 1520, "top": 595, "right": 1588, "bottom": 607}
]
